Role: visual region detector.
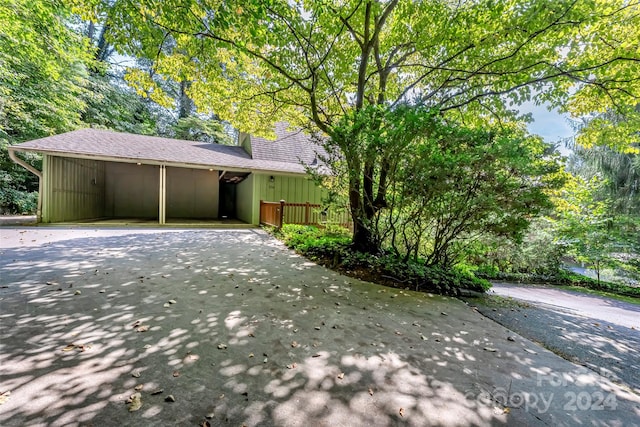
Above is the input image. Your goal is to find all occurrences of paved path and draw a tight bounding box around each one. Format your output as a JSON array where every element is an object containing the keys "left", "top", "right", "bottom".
[
  {"left": 1, "top": 228, "right": 639, "bottom": 426},
  {"left": 490, "top": 282, "right": 640, "bottom": 329},
  {"left": 472, "top": 283, "right": 640, "bottom": 397},
  {"left": 0, "top": 215, "right": 36, "bottom": 226}
]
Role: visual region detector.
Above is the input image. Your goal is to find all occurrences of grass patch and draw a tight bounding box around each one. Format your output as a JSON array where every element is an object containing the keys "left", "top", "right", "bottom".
[{"left": 271, "top": 224, "right": 490, "bottom": 296}]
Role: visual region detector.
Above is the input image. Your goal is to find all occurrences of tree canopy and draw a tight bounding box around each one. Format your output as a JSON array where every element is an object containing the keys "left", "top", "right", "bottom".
[
  {"left": 94, "top": 0, "right": 639, "bottom": 135},
  {"left": 90, "top": 0, "right": 639, "bottom": 251}
]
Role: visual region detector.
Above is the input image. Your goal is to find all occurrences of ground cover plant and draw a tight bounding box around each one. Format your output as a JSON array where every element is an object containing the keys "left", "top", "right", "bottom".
[{"left": 274, "top": 224, "right": 490, "bottom": 296}]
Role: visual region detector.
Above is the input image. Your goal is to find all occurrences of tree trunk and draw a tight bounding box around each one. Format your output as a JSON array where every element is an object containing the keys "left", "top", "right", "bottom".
[
  {"left": 348, "top": 169, "right": 379, "bottom": 253},
  {"left": 352, "top": 218, "right": 377, "bottom": 253},
  {"left": 179, "top": 80, "right": 194, "bottom": 118},
  {"left": 95, "top": 24, "right": 111, "bottom": 63}
]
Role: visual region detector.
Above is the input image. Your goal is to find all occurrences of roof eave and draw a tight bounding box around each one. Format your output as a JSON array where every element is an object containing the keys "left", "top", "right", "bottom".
[
  {"left": 8, "top": 146, "right": 320, "bottom": 176},
  {"left": 9, "top": 146, "right": 255, "bottom": 174}
]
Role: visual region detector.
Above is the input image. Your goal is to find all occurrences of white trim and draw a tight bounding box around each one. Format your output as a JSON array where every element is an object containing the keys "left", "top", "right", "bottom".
[{"left": 159, "top": 164, "right": 166, "bottom": 224}]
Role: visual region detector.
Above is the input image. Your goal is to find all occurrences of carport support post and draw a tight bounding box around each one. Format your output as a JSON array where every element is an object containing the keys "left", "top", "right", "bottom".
[{"left": 159, "top": 164, "right": 166, "bottom": 224}]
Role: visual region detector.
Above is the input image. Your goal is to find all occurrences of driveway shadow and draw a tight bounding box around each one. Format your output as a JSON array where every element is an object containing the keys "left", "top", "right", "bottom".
[
  {"left": 1, "top": 229, "right": 639, "bottom": 426},
  {"left": 470, "top": 297, "right": 640, "bottom": 396}
]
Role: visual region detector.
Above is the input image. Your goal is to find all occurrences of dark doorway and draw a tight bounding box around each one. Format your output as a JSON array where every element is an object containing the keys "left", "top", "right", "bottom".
[{"left": 219, "top": 182, "right": 236, "bottom": 219}]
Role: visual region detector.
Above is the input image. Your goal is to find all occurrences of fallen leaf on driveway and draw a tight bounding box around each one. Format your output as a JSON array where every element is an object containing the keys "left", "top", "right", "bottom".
[
  {"left": 484, "top": 347, "right": 497, "bottom": 352},
  {"left": 399, "top": 407, "right": 404, "bottom": 417},
  {"left": 337, "top": 372, "right": 345, "bottom": 380},
  {"left": 151, "top": 388, "right": 164, "bottom": 395},
  {"left": 172, "top": 370, "right": 180, "bottom": 377},
  {"left": 165, "top": 394, "right": 176, "bottom": 402},
  {"left": 523, "top": 348, "right": 537, "bottom": 354},
  {"left": 136, "top": 325, "right": 150, "bottom": 332},
  {"left": 200, "top": 420, "right": 212, "bottom": 427},
  {"left": 217, "top": 343, "right": 227, "bottom": 350},
  {"left": 291, "top": 341, "right": 299, "bottom": 348},
  {"left": 61, "top": 343, "right": 91, "bottom": 352},
  {"left": 134, "top": 384, "right": 144, "bottom": 391},
  {"left": 286, "top": 363, "right": 297, "bottom": 369},
  {"left": 126, "top": 393, "right": 142, "bottom": 412},
  {"left": 132, "top": 370, "right": 141, "bottom": 378},
  {"left": 368, "top": 388, "right": 374, "bottom": 396}
]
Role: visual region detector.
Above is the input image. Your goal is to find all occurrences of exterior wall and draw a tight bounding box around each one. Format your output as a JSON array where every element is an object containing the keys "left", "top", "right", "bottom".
[
  {"left": 249, "top": 173, "right": 325, "bottom": 225},
  {"left": 239, "top": 133, "right": 252, "bottom": 156},
  {"left": 166, "top": 167, "right": 219, "bottom": 219},
  {"left": 104, "top": 162, "right": 158, "bottom": 218},
  {"left": 39, "top": 154, "right": 323, "bottom": 225},
  {"left": 255, "top": 173, "right": 324, "bottom": 205},
  {"left": 41, "top": 155, "right": 105, "bottom": 222},
  {"left": 236, "top": 173, "right": 255, "bottom": 224}
]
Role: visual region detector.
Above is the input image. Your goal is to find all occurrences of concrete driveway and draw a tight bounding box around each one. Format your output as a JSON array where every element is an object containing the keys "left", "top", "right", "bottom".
[
  {"left": 1, "top": 227, "right": 639, "bottom": 426},
  {"left": 489, "top": 283, "right": 640, "bottom": 330},
  {"left": 474, "top": 283, "right": 640, "bottom": 397}
]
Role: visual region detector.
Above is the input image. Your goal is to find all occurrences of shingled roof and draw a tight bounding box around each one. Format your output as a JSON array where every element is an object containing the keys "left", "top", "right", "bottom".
[
  {"left": 10, "top": 126, "right": 326, "bottom": 175},
  {"left": 250, "top": 122, "right": 326, "bottom": 166}
]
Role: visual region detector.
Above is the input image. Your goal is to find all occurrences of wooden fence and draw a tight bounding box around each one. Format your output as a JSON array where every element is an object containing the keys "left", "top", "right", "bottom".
[{"left": 259, "top": 200, "right": 352, "bottom": 229}]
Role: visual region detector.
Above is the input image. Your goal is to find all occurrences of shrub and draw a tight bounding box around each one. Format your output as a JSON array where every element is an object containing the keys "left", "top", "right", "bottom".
[
  {"left": 0, "top": 187, "right": 38, "bottom": 214},
  {"left": 273, "top": 224, "right": 491, "bottom": 296}
]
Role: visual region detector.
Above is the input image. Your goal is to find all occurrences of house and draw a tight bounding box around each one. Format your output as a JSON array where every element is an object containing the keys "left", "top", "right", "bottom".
[{"left": 8, "top": 123, "right": 328, "bottom": 225}]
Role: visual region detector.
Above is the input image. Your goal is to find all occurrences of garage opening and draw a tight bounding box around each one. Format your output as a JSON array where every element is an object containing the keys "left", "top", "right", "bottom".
[{"left": 218, "top": 171, "right": 250, "bottom": 220}]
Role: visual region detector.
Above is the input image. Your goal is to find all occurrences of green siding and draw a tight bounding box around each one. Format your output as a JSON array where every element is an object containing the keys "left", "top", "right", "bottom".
[
  {"left": 42, "top": 155, "right": 105, "bottom": 223},
  {"left": 236, "top": 173, "right": 256, "bottom": 224},
  {"left": 254, "top": 173, "right": 324, "bottom": 205}
]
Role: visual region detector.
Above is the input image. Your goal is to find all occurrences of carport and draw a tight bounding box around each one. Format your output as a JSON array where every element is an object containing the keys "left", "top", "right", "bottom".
[
  {"left": 8, "top": 129, "right": 254, "bottom": 224},
  {"left": 38, "top": 156, "right": 250, "bottom": 224},
  {"left": 8, "top": 126, "right": 328, "bottom": 226}
]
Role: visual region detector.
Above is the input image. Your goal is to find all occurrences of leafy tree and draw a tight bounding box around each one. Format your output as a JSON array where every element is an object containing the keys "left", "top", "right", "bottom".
[
  {"left": 0, "top": 0, "right": 92, "bottom": 213},
  {"left": 381, "top": 110, "right": 562, "bottom": 266},
  {"left": 554, "top": 175, "right": 638, "bottom": 284},
  {"left": 169, "top": 115, "right": 234, "bottom": 144},
  {"left": 81, "top": 71, "right": 160, "bottom": 135},
  {"left": 568, "top": 145, "right": 639, "bottom": 214},
  {"left": 315, "top": 105, "right": 564, "bottom": 266},
  {"left": 566, "top": 109, "right": 640, "bottom": 214},
  {"left": 0, "top": 0, "right": 91, "bottom": 140},
  {"left": 70, "top": 1, "right": 640, "bottom": 251}
]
